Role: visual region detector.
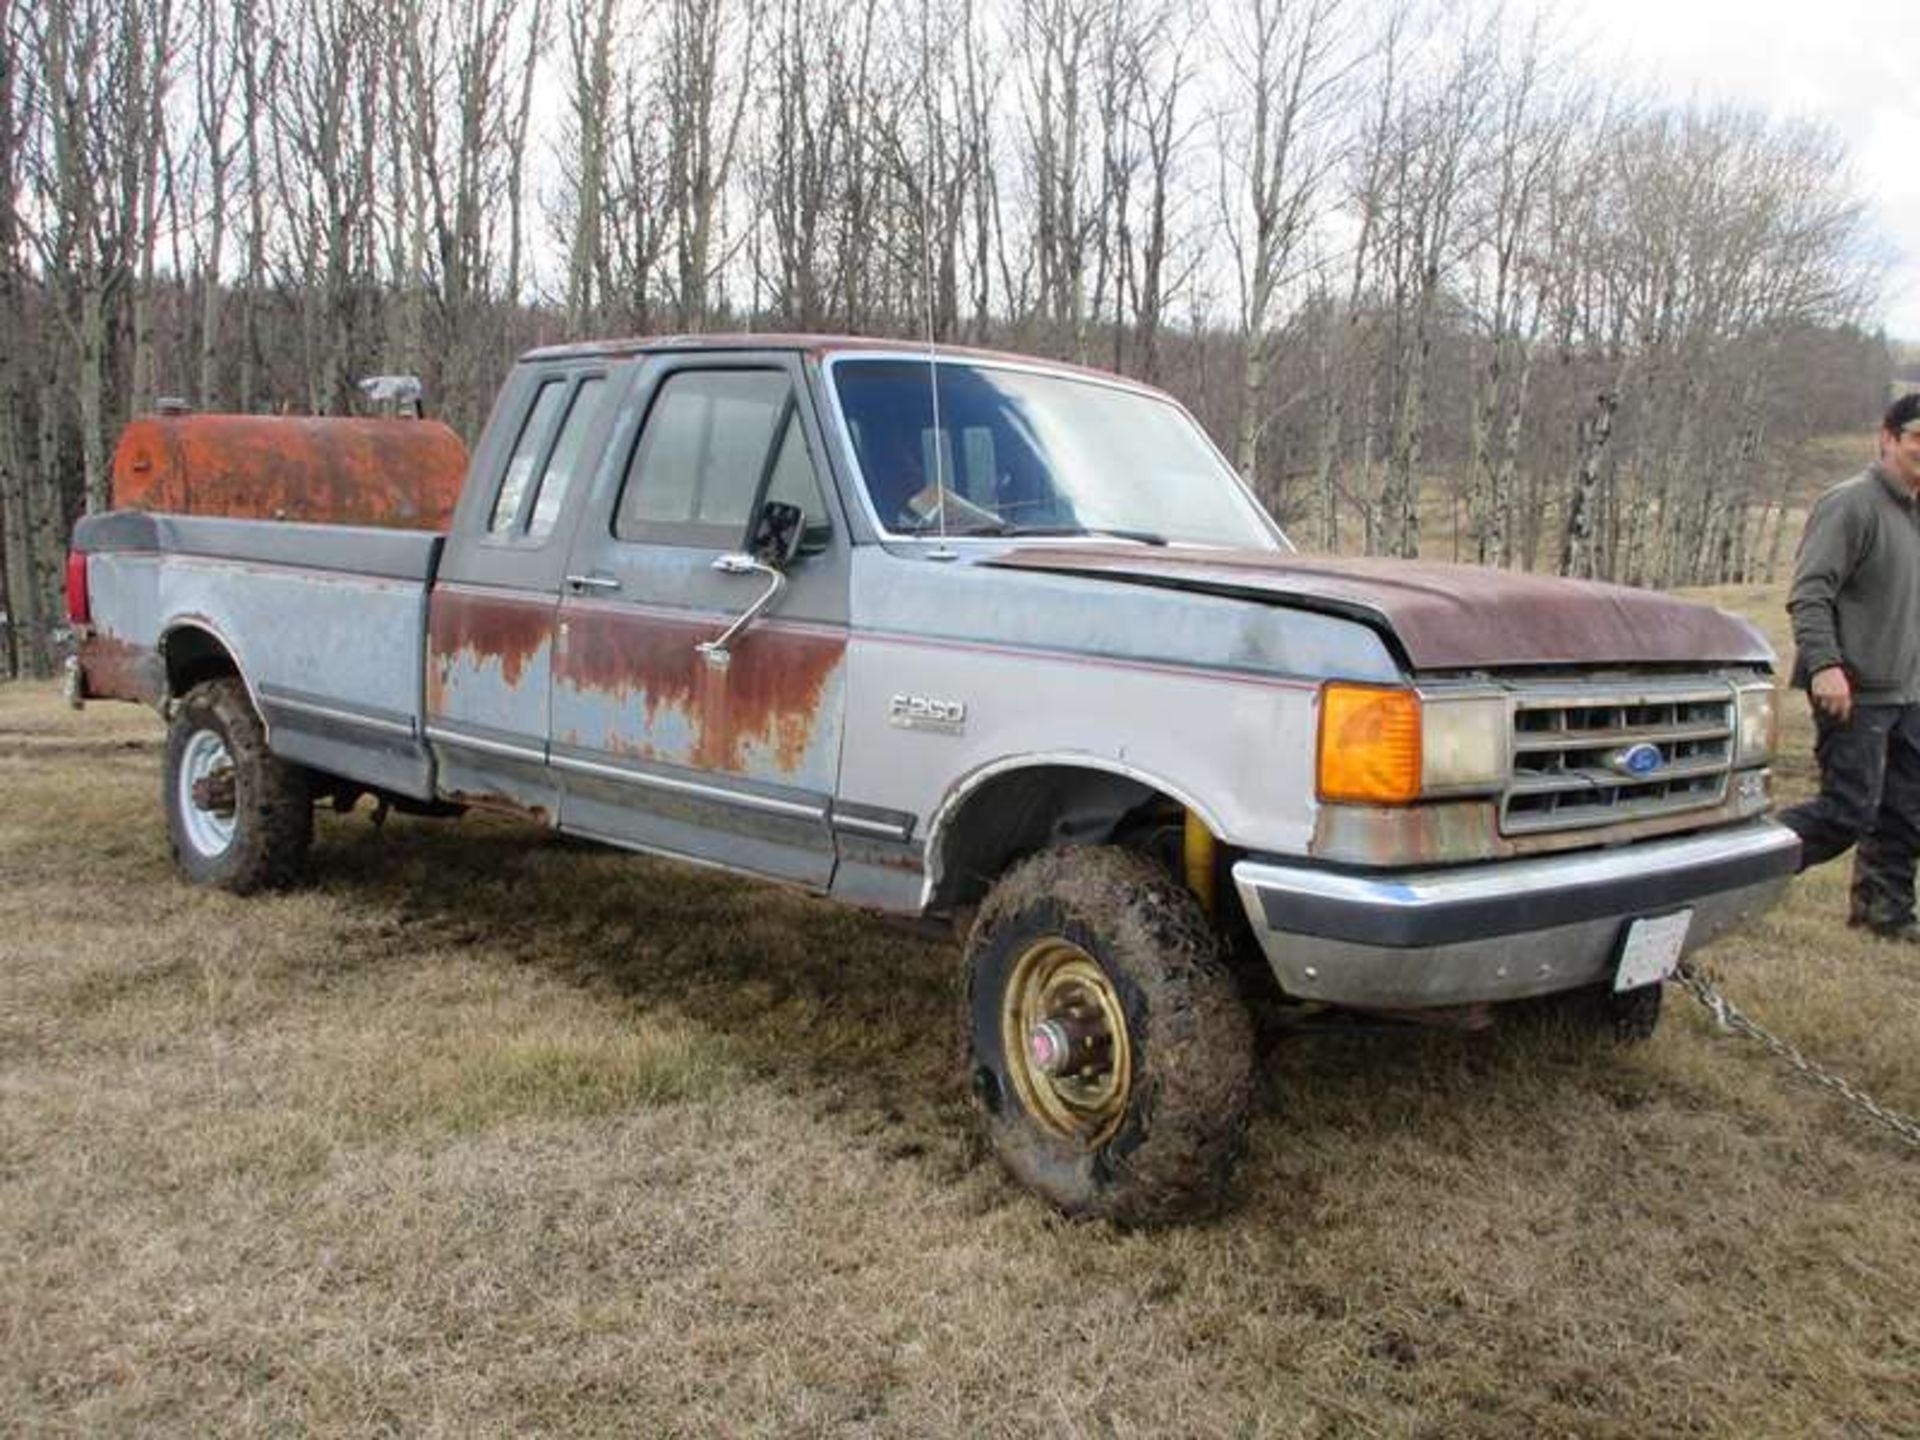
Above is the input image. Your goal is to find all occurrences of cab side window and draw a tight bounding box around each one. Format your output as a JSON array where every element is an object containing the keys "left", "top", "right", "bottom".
[
  {"left": 488, "top": 381, "right": 568, "bottom": 534},
  {"left": 614, "top": 369, "right": 828, "bottom": 547},
  {"left": 526, "top": 378, "right": 605, "bottom": 538},
  {"left": 487, "top": 373, "right": 606, "bottom": 540}
]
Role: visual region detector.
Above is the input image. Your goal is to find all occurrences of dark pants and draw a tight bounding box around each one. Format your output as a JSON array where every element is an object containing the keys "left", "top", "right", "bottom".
[{"left": 1776, "top": 702, "right": 1920, "bottom": 927}]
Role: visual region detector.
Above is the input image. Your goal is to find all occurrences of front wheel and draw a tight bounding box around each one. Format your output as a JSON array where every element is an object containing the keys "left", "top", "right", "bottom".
[
  {"left": 963, "top": 847, "right": 1254, "bottom": 1224},
  {"left": 164, "top": 677, "right": 313, "bottom": 893}
]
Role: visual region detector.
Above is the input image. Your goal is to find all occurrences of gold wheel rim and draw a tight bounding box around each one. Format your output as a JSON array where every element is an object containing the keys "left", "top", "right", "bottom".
[{"left": 1001, "top": 937, "right": 1132, "bottom": 1146}]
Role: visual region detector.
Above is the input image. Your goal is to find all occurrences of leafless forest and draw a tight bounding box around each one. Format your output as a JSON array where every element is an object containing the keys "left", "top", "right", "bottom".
[{"left": 0, "top": 0, "right": 1893, "bottom": 676}]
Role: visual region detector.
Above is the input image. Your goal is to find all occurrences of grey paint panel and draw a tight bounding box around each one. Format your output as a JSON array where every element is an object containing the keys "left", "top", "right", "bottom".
[
  {"left": 72, "top": 511, "right": 163, "bottom": 553},
  {"left": 830, "top": 801, "right": 916, "bottom": 842},
  {"left": 849, "top": 548, "right": 1399, "bottom": 684},
  {"left": 558, "top": 772, "right": 828, "bottom": 884},
  {"left": 83, "top": 543, "right": 438, "bottom": 801},
  {"left": 832, "top": 857, "right": 928, "bottom": 911},
  {"left": 257, "top": 683, "right": 418, "bottom": 737},
  {"left": 547, "top": 741, "right": 831, "bottom": 819},
  {"left": 75, "top": 511, "right": 443, "bottom": 582},
  {"left": 268, "top": 719, "right": 435, "bottom": 799},
  {"left": 257, "top": 684, "right": 435, "bottom": 799}
]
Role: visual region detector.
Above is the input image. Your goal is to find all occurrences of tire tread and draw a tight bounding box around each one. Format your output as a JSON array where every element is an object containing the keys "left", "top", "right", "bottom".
[
  {"left": 165, "top": 677, "right": 312, "bottom": 893},
  {"left": 965, "top": 845, "right": 1253, "bottom": 1224}
]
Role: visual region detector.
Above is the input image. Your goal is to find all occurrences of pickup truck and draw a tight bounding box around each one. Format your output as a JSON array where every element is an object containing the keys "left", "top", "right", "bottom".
[{"left": 67, "top": 334, "right": 1800, "bottom": 1223}]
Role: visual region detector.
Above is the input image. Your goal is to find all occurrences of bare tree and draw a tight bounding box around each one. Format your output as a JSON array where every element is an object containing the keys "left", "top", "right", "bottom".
[
  {"left": 1374, "top": 10, "right": 1493, "bottom": 558},
  {"left": 271, "top": 0, "right": 385, "bottom": 415},
  {"left": 0, "top": 0, "right": 43, "bottom": 674},
  {"left": 190, "top": 0, "right": 243, "bottom": 408},
  {"left": 561, "top": 0, "right": 617, "bottom": 331},
  {"left": 234, "top": 0, "right": 276, "bottom": 411},
  {"left": 663, "top": 0, "right": 758, "bottom": 328},
  {"left": 123, "top": 0, "right": 178, "bottom": 419},
  {"left": 1120, "top": 2, "right": 1193, "bottom": 382},
  {"left": 1462, "top": 19, "right": 1566, "bottom": 566},
  {"left": 1013, "top": 0, "right": 1104, "bottom": 355},
  {"left": 1312, "top": 0, "right": 1405, "bottom": 551},
  {"left": 754, "top": 0, "right": 884, "bottom": 330},
  {"left": 1217, "top": 0, "right": 1350, "bottom": 515},
  {"left": 31, "top": 0, "right": 138, "bottom": 509},
  {"left": 395, "top": 0, "right": 548, "bottom": 427}
]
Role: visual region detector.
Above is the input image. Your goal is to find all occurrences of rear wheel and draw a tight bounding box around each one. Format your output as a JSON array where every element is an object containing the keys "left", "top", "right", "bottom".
[
  {"left": 164, "top": 677, "right": 312, "bottom": 893},
  {"left": 963, "top": 846, "right": 1253, "bottom": 1224}
]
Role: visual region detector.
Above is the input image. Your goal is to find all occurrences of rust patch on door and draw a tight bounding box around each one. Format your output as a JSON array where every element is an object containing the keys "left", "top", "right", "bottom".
[
  {"left": 558, "top": 608, "right": 845, "bottom": 777},
  {"left": 112, "top": 414, "right": 466, "bottom": 530},
  {"left": 425, "top": 589, "right": 553, "bottom": 715}
]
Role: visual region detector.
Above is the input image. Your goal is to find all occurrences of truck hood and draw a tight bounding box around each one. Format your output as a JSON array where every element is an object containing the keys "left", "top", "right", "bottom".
[{"left": 981, "top": 546, "right": 1773, "bottom": 671}]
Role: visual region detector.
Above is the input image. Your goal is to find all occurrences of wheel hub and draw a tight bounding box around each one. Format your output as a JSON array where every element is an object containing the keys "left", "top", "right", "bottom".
[
  {"left": 177, "top": 728, "right": 239, "bottom": 858},
  {"left": 1002, "top": 938, "right": 1131, "bottom": 1145},
  {"left": 1027, "top": 1006, "right": 1113, "bottom": 1078},
  {"left": 191, "top": 770, "right": 237, "bottom": 814}
]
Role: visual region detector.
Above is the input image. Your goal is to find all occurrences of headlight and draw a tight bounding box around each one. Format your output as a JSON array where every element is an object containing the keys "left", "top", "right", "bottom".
[
  {"left": 1317, "top": 685, "right": 1508, "bottom": 805},
  {"left": 1419, "top": 692, "right": 1510, "bottom": 794},
  {"left": 1735, "top": 682, "right": 1778, "bottom": 767}
]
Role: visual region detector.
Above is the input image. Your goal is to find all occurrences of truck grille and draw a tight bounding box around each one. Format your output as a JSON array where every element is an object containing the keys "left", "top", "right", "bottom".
[{"left": 1501, "top": 684, "right": 1735, "bottom": 836}]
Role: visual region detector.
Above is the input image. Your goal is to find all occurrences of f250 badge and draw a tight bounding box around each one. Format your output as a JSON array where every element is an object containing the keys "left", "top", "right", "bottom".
[{"left": 889, "top": 693, "right": 967, "bottom": 735}]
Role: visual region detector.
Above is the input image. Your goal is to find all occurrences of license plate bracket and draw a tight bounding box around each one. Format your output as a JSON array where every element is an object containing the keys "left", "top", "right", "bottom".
[{"left": 1614, "top": 910, "right": 1692, "bottom": 992}]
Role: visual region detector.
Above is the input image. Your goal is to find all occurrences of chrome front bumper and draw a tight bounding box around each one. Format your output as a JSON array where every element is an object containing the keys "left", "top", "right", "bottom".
[{"left": 1232, "top": 821, "right": 1800, "bottom": 1009}]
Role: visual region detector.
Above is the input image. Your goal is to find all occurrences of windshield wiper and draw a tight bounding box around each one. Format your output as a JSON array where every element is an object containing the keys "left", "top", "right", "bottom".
[{"left": 1002, "top": 523, "right": 1168, "bottom": 546}]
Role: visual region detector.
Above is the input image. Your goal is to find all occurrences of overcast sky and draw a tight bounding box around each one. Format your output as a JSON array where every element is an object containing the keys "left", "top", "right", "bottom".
[{"left": 1583, "top": 0, "right": 1920, "bottom": 339}]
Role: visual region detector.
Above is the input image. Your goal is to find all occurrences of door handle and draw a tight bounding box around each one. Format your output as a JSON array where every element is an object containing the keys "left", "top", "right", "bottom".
[{"left": 565, "top": 572, "right": 621, "bottom": 593}]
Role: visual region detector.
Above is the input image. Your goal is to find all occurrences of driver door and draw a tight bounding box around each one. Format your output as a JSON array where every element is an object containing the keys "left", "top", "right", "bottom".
[{"left": 548, "top": 354, "right": 850, "bottom": 886}]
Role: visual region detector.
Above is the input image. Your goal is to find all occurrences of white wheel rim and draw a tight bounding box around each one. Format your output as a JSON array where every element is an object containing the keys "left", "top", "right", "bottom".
[{"left": 178, "top": 728, "right": 238, "bottom": 858}]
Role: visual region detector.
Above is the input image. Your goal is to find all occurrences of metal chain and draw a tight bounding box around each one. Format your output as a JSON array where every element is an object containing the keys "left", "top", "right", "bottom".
[{"left": 1671, "top": 960, "right": 1920, "bottom": 1151}]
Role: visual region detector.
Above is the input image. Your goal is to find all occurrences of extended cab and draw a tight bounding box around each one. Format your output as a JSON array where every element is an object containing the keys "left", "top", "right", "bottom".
[{"left": 68, "top": 335, "right": 1799, "bottom": 1222}]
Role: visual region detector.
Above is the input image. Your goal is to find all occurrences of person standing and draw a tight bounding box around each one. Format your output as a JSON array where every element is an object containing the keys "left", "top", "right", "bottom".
[{"left": 1778, "top": 391, "right": 1920, "bottom": 938}]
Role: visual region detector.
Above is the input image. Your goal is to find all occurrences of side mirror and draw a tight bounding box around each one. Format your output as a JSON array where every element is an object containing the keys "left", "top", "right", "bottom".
[{"left": 749, "top": 499, "right": 806, "bottom": 569}]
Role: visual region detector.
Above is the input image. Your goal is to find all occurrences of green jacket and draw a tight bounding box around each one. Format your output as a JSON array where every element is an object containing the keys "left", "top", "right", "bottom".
[{"left": 1788, "top": 463, "right": 1920, "bottom": 704}]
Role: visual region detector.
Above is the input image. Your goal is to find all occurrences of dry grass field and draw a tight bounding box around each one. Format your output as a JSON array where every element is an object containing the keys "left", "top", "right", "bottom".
[{"left": 4, "top": 583, "right": 1918, "bottom": 1437}]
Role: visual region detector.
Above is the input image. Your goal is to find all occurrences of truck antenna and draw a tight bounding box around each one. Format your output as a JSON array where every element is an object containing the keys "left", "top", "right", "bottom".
[{"left": 920, "top": 0, "right": 952, "bottom": 558}]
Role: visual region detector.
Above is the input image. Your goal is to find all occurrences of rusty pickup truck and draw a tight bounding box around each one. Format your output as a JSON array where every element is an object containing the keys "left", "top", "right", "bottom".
[{"left": 67, "top": 335, "right": 1799, "bottom": 1222}]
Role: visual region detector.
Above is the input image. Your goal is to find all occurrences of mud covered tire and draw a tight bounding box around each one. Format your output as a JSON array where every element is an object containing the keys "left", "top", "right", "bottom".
[
  {"left": 164, "top": 677, "right": 312, "bottom": 893},
  {"left": 964, "top": 846, "right": 1254, "bottom": 1225},
  {"left": 1535, "top": 980, "right": 1664, "bottom": 1044}
]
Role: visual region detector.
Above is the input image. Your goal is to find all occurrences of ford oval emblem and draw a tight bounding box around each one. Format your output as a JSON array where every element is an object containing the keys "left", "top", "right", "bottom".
[{"left": 1610, "top": 742, "right": 1664, "bottom": 777}]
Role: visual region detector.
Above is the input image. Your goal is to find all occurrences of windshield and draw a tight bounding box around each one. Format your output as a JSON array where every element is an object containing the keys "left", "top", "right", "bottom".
[{"left": 830, "top": 358, "right": 1286, "bottom": 550}]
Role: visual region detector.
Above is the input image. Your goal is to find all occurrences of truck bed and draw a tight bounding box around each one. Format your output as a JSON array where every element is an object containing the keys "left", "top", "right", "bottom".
[{"left": 72, "top": 511, "right": 444, "bottom": 800}]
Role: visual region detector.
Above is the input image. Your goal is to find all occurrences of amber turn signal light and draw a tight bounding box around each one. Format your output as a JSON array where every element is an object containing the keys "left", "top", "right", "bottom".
[{"left": 1318, "top": 684, "right": 1422, "bottom": 805}]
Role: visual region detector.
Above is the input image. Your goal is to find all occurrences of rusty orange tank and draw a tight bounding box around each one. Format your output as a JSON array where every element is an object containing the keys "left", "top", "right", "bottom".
[{"left": 111, "top": 414, "right": 468, "bottom": 530}]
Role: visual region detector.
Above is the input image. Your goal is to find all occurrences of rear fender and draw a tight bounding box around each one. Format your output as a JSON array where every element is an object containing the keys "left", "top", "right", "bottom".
[{"left": 160, "top": 618, "right": 255, "bottom": 712}]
